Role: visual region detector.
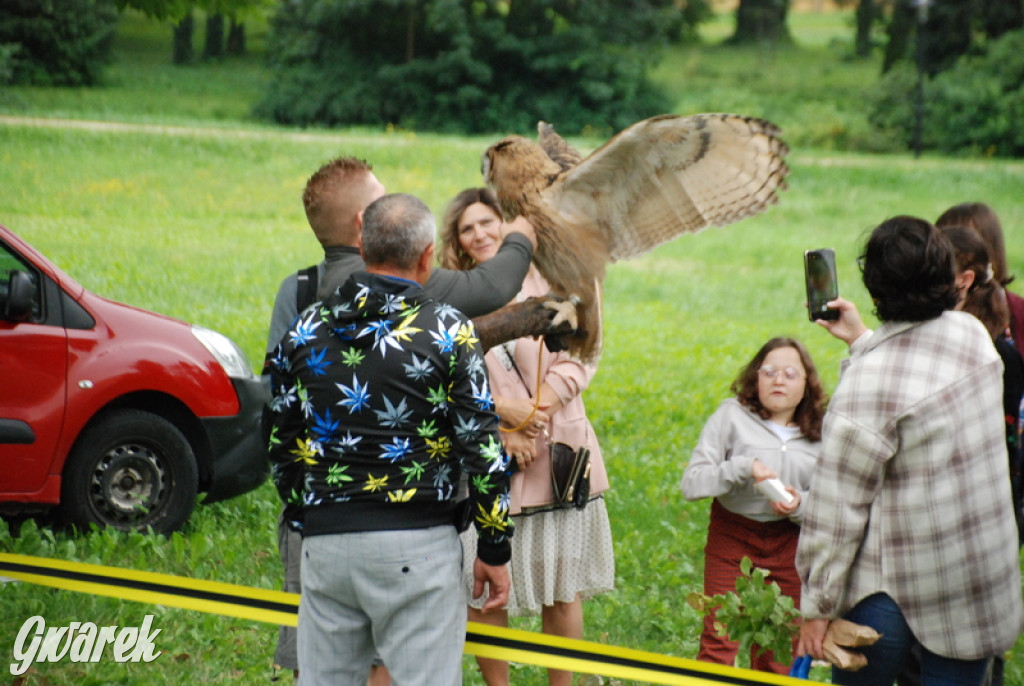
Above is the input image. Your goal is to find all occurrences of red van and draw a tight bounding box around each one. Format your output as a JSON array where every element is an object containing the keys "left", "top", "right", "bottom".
[{"left": 0, "top": 224, "right": 268, "bottom": 534}]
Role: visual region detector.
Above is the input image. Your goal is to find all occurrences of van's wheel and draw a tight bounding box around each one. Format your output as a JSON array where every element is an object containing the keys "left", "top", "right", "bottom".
[{"left": 60, "top": 410, "right": 198, "bottom": 534}]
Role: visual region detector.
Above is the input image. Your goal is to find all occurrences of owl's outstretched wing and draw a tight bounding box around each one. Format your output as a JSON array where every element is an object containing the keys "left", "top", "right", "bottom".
[{"left": 541, "top": 113, "right": 790, "bottom": 261}]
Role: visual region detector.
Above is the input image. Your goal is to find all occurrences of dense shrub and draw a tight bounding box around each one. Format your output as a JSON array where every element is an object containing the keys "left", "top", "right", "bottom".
[
  {"left": 0, "top": 0, "right": 118, "bottom": 86},
  {"left": 254, "top": 0, "right": 682, "bottom": 136},
  {"left": 868, "top": 29, "right": 1024, "bottom": 157},
  {"left": 865, "top": 62, "right": 918, "bottom": 147}
]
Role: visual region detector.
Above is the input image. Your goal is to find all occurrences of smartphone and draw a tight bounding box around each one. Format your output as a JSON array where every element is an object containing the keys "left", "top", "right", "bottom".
[{"left": 804, "top": 248, "right": 840, "bottom": 321}]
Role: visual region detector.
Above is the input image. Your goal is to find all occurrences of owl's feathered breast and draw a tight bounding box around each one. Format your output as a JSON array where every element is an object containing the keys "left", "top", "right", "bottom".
[{"left": 484, "top": 136, "right": 608, "bottom": 360}]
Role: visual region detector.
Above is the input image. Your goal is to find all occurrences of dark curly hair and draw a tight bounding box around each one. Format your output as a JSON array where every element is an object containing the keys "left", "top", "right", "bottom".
[
  {"left": 730, "top": 337, "right": 827, "bottom": 442},
  {"left": 860, "top": 216, "right": 958, "bottom": 322}
]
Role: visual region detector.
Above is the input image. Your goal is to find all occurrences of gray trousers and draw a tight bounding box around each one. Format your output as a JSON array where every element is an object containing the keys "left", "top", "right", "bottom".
[
  {"left": 298, "top": 526, "right": 466, "bottom": 686},
  {"left": 275, "top": 515, "right": 302, "bottom": 670}
]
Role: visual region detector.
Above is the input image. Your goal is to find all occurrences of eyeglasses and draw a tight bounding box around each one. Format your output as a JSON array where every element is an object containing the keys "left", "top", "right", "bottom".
[
  {"left": 856, "top": 255, "right": 866, "bottom": 271},
  {"left": 758, "top": 365, "right": 805, "bottom": 381}
]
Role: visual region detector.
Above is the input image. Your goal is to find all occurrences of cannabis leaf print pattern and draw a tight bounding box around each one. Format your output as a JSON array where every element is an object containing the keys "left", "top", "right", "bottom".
[{"left": 267, "top": 273, "right": 512, "bottom": 556}]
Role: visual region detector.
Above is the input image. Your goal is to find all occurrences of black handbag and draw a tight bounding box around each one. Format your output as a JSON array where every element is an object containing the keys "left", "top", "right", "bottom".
[
  {"left": 550, "top": 442, "right": 591, "bottom": 509},
  {"left": 500, "top": 343, "right": 592, "bottom": 510}
]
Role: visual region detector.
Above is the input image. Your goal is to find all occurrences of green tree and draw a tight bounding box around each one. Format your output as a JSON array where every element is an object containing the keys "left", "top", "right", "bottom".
[
  {"left": 919, "top": 0, "right": 973, "bottom": 76},
  {"left": 881, "top": 0, "right": 1023, "bottom": 76},
  {"left": 854, "top": 0, "right": 877, "bottom": 57},
  {"left": 868, "top": 0, "right": 1024, "bottom": 157},
  {"left": 172, "top": 11, "right": 194, "bottom": 64},
  {"left": 729, "top": 0, "right": 791, "bottom": 44},
  {"left": 116, "top": 0, "right": 267, "bottom": 63},
  {"left": 203, "top": 12, "right": 225, "bottom": 59},
  {"left": 982, "top": 0, "right": 1024, "bottom": 39},
  {"left": 226, "top": 15, "right": 245, "bottom": 55},
  {"left": 880, "top": 0, "right": 911, "bottom": 72},
  {"left": 870, "top": 28, "right": 1024, "bottom": 156},
  {"left": 116, "top": 0, "right": 191, "bottom": 20},
  {"left": 0, "top": 0, "right": 119, "bottom": 86},
  {"left": 256, "top": 0, "right": 696, "bottom": 135}
]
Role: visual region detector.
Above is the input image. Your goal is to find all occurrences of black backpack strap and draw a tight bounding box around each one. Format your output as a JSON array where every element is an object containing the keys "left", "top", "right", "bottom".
[{"left": 295, "top": 264, "right": 319, "bottom": 312}]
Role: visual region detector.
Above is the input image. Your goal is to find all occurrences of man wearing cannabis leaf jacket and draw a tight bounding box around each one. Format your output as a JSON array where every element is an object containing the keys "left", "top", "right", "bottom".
[{"left": 266, "top": 193, "right": 512, "bottom": 686}]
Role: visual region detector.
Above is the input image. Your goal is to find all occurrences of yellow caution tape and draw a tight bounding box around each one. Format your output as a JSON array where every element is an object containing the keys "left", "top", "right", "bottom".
[
  {"left": 466, "top": 621, "right": 808, "bottom": 685},
  {"left": 0, "top": 553, "right": 808, "bottom": 685},
  {"left": 0, "top": 552, "right": 298, "bottom": 627}
]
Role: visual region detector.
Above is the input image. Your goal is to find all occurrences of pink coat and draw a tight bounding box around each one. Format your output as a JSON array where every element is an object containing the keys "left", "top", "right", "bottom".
[{"left": 486, "top": 268, "right": 609, "bottom": 513}]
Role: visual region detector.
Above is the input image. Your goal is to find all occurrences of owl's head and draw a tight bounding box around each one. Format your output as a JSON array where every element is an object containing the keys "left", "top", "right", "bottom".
[{"left": 482, "top": 136, "right": 564, "bottom": 216}]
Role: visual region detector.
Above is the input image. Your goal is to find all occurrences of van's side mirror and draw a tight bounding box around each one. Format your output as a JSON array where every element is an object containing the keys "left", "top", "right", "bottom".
[{"left": 2, "top": 271, "right": 34, "bottom": 322}]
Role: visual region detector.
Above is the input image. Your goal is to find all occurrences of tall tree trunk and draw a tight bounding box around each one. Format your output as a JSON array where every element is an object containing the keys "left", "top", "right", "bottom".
[
  {"left": 405, "top": 3, "right": 416, "bottom": 62},
  {"left": 730, "top": 0, "right": 791, "bottom": 44},
  {"left": 882, "top": 0, "right": 913, "bottom": 73},
  {"left": 172, "top": 12, "right": 193, "bottom": 65},
  {"left": 227, "top": 18, "right": 246, "bottom": 56},
  {"left": 920, "top": 0, "right": 972, "bottom": 76},
  {"left": 883, "top": 0, "right": 974, "bottom": 76},
  {"left": 855, "top": 0, "right": 875, "bottom": 57},
  {"left": 203, "top": 12, "right": 225, "bottom": 60}
]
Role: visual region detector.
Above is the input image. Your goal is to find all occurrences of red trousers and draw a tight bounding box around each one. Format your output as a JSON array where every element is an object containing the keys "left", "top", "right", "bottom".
[{"left": 697, "top": 499, "right": 801, "bottom": 674}]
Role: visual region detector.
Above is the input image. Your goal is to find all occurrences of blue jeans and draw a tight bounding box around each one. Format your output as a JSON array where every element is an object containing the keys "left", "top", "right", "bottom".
[{"left": 833, "top": 593, "right": 991, "bottom": 686}]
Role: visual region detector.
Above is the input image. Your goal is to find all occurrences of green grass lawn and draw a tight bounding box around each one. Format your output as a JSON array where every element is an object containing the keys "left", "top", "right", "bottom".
[{"left": 1, "top": 6, "right": 1023, "bottom": 685}]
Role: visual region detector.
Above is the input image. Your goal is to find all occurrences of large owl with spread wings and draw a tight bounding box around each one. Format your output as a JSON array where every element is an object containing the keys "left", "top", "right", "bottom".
[{"left": 483, "top": 113, "right": 790, "bottom": 361}]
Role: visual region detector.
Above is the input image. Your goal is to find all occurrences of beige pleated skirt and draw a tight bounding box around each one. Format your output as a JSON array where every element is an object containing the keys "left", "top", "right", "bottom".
[{"left": 461, "top": 495, "right": 615, "bottom": 616}]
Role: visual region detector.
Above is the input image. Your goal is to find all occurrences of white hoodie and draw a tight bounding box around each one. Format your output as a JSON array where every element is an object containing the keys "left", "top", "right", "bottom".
[{"left": 681, "top": 397, "right": 819, "bottom": 523}]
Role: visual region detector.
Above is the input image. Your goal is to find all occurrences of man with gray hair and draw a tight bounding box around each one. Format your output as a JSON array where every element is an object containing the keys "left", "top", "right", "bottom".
[{"left": 266, "top": 193, "right": 512, "bottom": 686}]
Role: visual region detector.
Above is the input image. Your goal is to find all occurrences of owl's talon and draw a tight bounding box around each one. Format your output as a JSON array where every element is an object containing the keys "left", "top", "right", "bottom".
[{"left": 544, "top": 299, "right": 579, "bottom": 330}]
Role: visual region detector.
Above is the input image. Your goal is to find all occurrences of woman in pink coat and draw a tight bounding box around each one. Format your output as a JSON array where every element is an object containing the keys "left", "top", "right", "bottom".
[{"left": 441, "top": 188, "right": 614, "bottom": 686}]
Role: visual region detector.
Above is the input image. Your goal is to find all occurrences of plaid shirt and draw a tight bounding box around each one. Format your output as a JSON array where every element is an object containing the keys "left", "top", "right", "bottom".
[{"left": 797, "top": 311, "right": 1024, "bottom": 659}]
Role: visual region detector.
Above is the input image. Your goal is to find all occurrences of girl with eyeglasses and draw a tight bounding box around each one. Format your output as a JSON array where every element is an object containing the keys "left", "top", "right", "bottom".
[{"left": 681, "top": 336, "right": 827, "bottom": 673}]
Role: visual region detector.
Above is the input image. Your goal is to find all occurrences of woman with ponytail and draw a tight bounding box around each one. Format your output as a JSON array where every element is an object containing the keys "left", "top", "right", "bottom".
[{"left": 938, "top": 224, "right": 1024, "bottom": 546}]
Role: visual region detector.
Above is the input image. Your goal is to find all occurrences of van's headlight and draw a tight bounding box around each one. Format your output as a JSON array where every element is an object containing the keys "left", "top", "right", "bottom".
[{"left": 191, "top": 325, "right": 255, "bottom": 380}]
